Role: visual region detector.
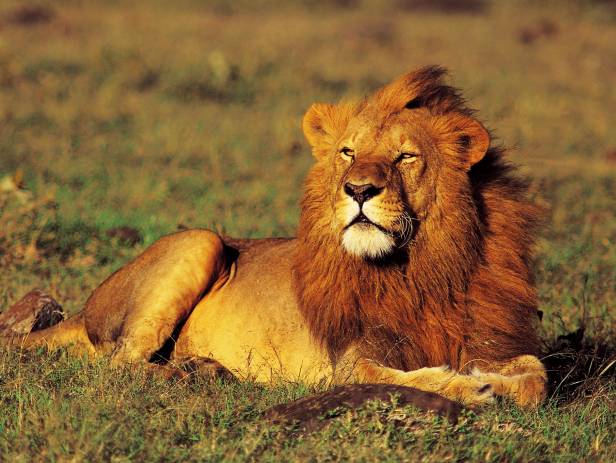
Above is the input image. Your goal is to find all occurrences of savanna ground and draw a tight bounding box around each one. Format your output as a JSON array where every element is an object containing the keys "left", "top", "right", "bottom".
[{"left": 0, "top": 0, "right": 615, "bottom": 461}]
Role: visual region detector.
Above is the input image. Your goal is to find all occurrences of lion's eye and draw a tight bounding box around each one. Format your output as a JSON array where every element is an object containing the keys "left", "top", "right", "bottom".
[
  {"left": 397, "top": 152, "right": 419, "bottom": 164},
  {"left": 339, "top": 147, "right": 355, "bottom": 161}
]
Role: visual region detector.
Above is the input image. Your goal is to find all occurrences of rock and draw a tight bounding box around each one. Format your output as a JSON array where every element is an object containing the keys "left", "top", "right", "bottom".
[
  {"left": 0, "top": 290, "right": 64, "bottom": 335},
  {"left": 264, "top": 383, "right": 463, "bottom": 433}
]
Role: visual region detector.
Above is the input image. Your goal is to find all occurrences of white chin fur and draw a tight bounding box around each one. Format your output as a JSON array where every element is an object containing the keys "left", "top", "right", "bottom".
[{"left": 342, "top": 224, "right": 395, "bottom": 259}]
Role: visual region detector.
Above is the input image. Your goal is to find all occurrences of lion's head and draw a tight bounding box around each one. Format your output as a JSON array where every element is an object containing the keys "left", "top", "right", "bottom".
[
  {"left": 301, "top": 66, "right": 489, "bottom": 260},
  {"left": 294, "top": 66, "right": 541, "bottom": 371}
]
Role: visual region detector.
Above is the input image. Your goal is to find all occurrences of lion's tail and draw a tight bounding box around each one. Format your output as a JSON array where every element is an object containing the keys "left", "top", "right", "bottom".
[{"left": 0, "top": 313, "right": 94, "bottom": 354}]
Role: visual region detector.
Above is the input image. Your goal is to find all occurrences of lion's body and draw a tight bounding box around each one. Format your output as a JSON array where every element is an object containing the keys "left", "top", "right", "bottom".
[
  {"left": 1, "top": 66, "right": 548, "bottom": 407},
  {"left": 172, "top": 238, "right": 331, "bottom": 383}
]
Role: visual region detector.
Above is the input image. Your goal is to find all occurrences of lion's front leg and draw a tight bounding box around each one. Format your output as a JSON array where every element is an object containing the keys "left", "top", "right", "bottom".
[
  {"left": 469, "top": 355, "right": 547, "bottom": 408},
  {"left": 348, "top": 358, "right": 494, "bottom": 406}
]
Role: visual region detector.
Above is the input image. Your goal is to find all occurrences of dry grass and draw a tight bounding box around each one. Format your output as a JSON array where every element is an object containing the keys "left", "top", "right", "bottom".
[{"left": 0, "top": 0, "right": 615, "bottom": 461}]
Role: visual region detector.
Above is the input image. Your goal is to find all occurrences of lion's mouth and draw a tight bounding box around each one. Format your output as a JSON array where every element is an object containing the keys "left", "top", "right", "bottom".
[
  {"left": 350, "top": 213, "right": 372, "bottom": 226},
  {"left": 346, "top": 213, "right": 391, "bottom": 235},
  {"left": 341, "top": 212, "right": 397, "bottom": 259}
]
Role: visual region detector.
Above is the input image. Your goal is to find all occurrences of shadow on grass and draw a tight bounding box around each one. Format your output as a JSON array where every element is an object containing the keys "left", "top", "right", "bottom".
[{"left": 543, "top": 327, "right": 615, "bottom": 403}]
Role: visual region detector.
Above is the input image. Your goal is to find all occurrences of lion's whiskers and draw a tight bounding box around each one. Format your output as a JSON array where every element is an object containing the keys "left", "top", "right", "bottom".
[{"left": 394, "top": 212, "right": 418, "bottom": 248}]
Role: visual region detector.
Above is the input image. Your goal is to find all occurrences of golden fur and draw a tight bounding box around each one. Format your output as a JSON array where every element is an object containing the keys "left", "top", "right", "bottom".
[{"left": 1, "top": 66, "right": 547, "bottom": 407}]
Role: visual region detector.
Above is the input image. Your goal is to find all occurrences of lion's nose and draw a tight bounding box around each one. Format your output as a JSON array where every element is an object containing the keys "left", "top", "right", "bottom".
[{"left": 344, "top": 182, "right": 383, "bottom": 205}]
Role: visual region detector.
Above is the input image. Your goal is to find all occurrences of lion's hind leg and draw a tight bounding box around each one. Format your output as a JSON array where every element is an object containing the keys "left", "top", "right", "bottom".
[
  {"left": 470, "top": 355, "right": 547, "bottom": 408},
  {"left": 141, "top": 357, "right": 238, "bottom": 383},
  {"left": 1, "top": 314, "right": 95, "bottom": 356},
  {"left": 98, "top": 230, "right": 231, "bottom": 366}
]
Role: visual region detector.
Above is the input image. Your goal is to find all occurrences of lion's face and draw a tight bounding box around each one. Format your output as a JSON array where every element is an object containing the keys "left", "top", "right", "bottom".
[
  {"left": 302, "top": 68, "right": 490, "bottom": 260},
  {"left": 333, "top": 113, "right": 437, "bottom": 259}
]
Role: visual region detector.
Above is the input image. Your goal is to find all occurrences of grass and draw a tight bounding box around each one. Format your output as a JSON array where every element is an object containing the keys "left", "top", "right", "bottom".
[{"left": 0, "top": 0, "right": 615, "bottom": 461}]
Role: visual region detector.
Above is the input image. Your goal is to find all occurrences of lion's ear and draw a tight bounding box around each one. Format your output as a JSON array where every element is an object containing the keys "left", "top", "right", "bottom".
[
  {"left": 445, "top": 114, "right": 490, "bottom": 169},
  {"left": 458, "top": 117, "right": 490, "bottom": 168},
  {"left": 302, "top": 102, "right": 355, "bottom": 157}
]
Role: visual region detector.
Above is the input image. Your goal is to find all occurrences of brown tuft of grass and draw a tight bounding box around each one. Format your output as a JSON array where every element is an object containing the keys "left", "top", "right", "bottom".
[
  {"left": 5, "top": 4, "right": 55, "bottom": 26},
  {"left": 518, "top": 19, "right": 559, "bottom": 45},
  {"left": 396, "top": 0, "right": 487, "bottom": 14}
]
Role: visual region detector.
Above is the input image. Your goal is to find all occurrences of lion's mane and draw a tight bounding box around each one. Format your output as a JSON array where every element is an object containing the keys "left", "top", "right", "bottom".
[{"left": 293, "top": 67, "right": 542, "bottom": 372}]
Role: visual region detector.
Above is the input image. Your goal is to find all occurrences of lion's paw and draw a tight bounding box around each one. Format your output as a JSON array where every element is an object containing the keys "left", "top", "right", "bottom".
[
  {"left": 442, "top": 374, "right": 495, "bottom": 406},
  {"left": 471, "top": 370, "right": 547, "bottom": 408},
  {"left": 512, "top": 374, "right": 547, "bottom": 408}
]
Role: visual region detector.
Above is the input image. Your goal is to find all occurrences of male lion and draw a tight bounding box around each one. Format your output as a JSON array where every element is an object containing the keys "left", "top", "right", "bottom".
[{"left": 2, "top": 66, "right": 547, "bottom": 407}]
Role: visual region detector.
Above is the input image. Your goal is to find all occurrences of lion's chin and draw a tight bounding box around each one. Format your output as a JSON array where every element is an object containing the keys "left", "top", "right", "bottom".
[{"left": 341, "top": 223, "right": 396, "bottom": 259}]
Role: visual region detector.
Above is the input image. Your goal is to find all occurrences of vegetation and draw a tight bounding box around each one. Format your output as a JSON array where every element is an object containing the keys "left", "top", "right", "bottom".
[{"left": 1, "top": 1, "right": 614, "bottom": 461}]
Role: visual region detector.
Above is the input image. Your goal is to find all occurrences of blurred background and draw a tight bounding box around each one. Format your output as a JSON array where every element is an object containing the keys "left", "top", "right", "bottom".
[{"left": 0, "top": 0, "right": 614, "bottom": 338}]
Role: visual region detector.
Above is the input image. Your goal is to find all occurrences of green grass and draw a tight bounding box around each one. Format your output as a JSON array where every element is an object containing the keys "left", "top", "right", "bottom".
[{"left": 1, "top": 0, "right": 615, "bottom": 461}]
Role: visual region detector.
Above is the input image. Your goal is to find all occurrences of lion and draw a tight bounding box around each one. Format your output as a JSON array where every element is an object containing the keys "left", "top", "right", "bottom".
[{"left": 1, "top": 66, "right": 547, "bottom": 407}]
